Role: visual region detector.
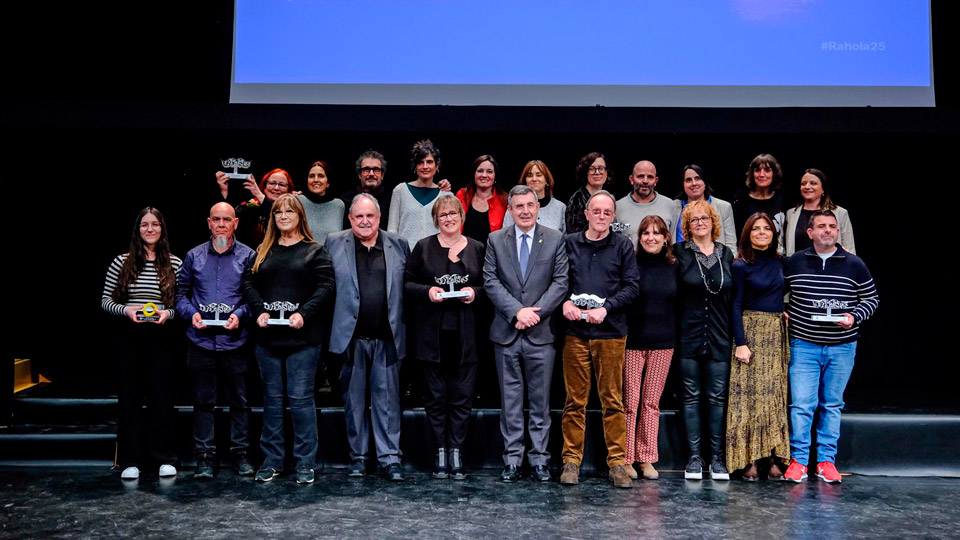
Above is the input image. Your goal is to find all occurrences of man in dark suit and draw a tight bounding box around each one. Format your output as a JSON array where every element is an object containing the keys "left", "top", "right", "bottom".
[
  {"left": 325, "top": 193, "right": 410, "bottom": 482},
  {"left": 483, "top": 185, "right": 569, "bottom": 482}
]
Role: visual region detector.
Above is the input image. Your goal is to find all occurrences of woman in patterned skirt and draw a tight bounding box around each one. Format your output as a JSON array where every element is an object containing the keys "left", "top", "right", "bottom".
[{"left": 727, "top": 211, "right": 790, "bottom": 480}]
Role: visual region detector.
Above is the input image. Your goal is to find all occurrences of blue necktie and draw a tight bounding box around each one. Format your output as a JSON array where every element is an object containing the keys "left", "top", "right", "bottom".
[{"left": 519, "top": 233, "right": 530, "bottom": 278}]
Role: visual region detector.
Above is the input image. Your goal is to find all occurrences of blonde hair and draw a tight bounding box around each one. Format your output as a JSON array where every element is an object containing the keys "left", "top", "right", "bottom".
[
  {"left": 680, "top": 199, "right": 721, "bottom": 242},
  {"left": 252, "top": 194, "right": 316, "bottom": 272}
]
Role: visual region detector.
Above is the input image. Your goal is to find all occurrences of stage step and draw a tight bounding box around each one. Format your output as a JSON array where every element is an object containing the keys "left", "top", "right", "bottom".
[{"left": 1, "top": 402, "right": 957, "bottom": 476}]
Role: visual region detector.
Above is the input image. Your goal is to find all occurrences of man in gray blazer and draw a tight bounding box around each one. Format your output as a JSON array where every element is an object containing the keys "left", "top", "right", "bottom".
[
  {"left": 483, "top": 185, "right": 569, "bottom": 482},
  {"left": 325, "top": 193, "right": 410, "bottom": 482}
]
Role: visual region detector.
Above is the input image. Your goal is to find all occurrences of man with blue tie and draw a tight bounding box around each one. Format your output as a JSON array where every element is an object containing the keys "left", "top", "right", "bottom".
[
  {"left": 325, "top": 193, "right": 410, "bottom": 482},
  {"left": 483, "top": 185, "right": 569, "bottom": 482}
]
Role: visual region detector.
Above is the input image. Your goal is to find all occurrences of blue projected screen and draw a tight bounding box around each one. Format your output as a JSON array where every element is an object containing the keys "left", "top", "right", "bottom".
[{"left": 230, "top": 0, "right": 934, "bottom": 107}]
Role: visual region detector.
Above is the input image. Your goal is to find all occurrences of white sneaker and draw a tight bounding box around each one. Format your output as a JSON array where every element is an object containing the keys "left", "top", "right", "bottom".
[
  {"left": 121, "top": 466, "right": 140, "bottom": 480},
  {"left": 158, "top": 464, "right": 178, "bottom": 477}
]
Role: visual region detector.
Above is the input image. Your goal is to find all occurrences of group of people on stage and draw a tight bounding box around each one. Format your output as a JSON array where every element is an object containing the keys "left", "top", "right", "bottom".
[{"left": 102, "top": 142, "right": 878, "bottom": 488}]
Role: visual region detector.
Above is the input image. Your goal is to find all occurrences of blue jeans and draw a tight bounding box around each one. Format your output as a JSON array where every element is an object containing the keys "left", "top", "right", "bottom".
[
  {"left": 788, "top": 338, "right": 857, "bottom": 466},
  {"left": 255, "top": 343, "right": 320, "bottom": 471}
]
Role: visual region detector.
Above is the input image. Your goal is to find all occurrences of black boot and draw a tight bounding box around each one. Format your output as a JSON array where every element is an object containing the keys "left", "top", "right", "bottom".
[
  {"left": 433, "top": 448, "right": 449, "bottom": 479},
  {"left": 449, "top": 448, "right": 466, "bottom": 480}
]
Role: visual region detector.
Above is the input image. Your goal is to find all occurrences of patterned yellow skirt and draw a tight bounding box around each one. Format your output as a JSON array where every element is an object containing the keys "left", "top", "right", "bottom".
[{"left": 725, "top": 310, "right": 790, "bottom": 471}]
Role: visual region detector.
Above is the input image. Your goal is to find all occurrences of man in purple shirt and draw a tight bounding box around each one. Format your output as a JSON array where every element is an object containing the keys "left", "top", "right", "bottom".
[{"left": 176, "top": 202, "right": 256, "bottom": 478}]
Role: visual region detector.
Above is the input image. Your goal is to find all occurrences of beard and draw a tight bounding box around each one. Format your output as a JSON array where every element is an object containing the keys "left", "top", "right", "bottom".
[{"left": 213, "top": 236, "right": 230, "bottom": 252}]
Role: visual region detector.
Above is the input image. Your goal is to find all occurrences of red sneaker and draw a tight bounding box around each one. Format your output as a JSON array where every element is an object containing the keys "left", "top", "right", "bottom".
[
  {"left": 817, "top": 461, "right": 842, "bottom": 483},
  {"left": 784, "top": 459, "right": 808, "bottom": 483}
]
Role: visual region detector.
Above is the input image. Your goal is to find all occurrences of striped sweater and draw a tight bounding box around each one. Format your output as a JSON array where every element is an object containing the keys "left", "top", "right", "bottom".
[
  {"left": 101, "top": 254, "right": 183, "bottom": 318},
  {"left": 784, "top": 246, "right": 878, "bottom": 345}
]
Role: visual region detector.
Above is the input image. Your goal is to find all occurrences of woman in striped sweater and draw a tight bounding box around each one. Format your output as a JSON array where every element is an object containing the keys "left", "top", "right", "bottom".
[{"left": 101, "top": 207, "right": 182, "bottom": 481}]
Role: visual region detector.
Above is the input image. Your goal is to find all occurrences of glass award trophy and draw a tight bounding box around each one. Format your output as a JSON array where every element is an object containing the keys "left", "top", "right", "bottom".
[
  {"left": 221, "top": 158, "right": 252, "bottom": 180},
  {"left": 570, "top": 293, "right": 606, "bottom": 320},
  {"left": 811, "top": 299, "right": 849, "bottom": 322},
  {"left": 199, "top": 302, "right": 234, "bottom": 327},
  {"left": 136, "top": 302, "right": 162, "bottom": 322},
  {"left": 435, "top": 274, "right": 471, "bottom": 299},
  {"left": 264, "top": 301, "right": 299, "bottom": 325}
]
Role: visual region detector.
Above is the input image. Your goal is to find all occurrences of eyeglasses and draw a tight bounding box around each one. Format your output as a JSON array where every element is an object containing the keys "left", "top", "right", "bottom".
[
  {"left": 360, "top": 167, "right": 383, "bottom": 174},
  {"left": 589, "top": 209, "right": 614, "bottom": 218},
  {"left": 588, "top": 166, "right": 607, "bottom": 174},
  {"left": 273, "top": 209, "right": 297, "bottom": 217},
  {"left": 438, "top": 212, "right": 460, "bottom": 221},
  {"left": 266, "top": 181, "right": 289, "bottom": 189},
  {"left": 689, "top": 216, "right": 712, "bottom": 224}
]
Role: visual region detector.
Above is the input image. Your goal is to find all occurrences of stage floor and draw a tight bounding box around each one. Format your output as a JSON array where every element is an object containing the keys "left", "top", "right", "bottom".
[{"left": 1, "top": 467, "right": 957, "bottom": 539}]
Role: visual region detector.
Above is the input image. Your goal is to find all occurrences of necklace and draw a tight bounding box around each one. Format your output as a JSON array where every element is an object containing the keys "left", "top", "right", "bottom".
[
  {"left": 694, "top": 245, "right": 724, "bottom": 295},
  {"left": 438, "top": 234, "right": 462, "bottom": 248}
]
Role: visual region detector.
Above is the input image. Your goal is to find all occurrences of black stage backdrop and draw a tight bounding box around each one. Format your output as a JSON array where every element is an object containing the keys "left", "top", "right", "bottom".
[{"left": 2, "top": 1, "right": 957, "bottom": 408}]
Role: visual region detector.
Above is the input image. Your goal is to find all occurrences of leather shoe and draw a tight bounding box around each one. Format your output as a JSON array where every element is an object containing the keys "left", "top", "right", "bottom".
[
  {"left": 384, "top": 463, "right": 405, "bottom": 482},
  {"left": 767, "top": 460, "right": 784, "bottom": 481},
  {"left": 609, "top": 465, "right": 633, "bottom": 489},
  {"left": 347, "top": 460, "right": 366, "bottom": 478},
  {"left": 500, "top": 465, "right": 520, "bottom": 483},
  {"left": 532, "top": 464, "right": 551, "bottom": 483},
  {"left": 559, "top": 462, "right": 579, "bottom": 485},
  {"left": 742, "top": 462, "right": 759, "bottom": 482}
]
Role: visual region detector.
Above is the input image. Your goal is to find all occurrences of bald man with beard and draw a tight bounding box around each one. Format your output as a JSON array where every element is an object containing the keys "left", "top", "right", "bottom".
[
  {"left": 615, "top": 161, "right": 677, "bottom": 249},
  {"left": 176, "top": 202, "right": 257, "bottom": 479}
]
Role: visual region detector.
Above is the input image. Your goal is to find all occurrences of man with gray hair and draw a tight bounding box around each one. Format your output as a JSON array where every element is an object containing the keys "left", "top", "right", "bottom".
[
  {"left": 339, "top": 150, "right": 393, "bottom": 228},
  {"left": 325, "top": 193, "right": 410, "bottom": 481},
  {"left": 558, "top": 190, "right": 639, "bottom": 488},
  {"left": 483, "top": 185, "right": 569, "bottom": 482}
]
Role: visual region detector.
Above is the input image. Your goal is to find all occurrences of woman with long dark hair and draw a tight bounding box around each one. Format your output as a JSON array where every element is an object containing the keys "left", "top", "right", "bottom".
[
  {"left": 244, "top": 194, "right": 335, "bottom": 484},
  {"left": 102, "top": 207, "right": 182, "bottom": 480},
  {"left": 782, "top": 168, "right": 856, "bottom": 255},
  {"left": 455, "top": 154, "right": 507, "bottom": 246},
  {"left": 727, "top": 212, "right": 790, "bottom": 481},
  {"left": 297, "top": 160, "right": 345, "bottom": 245}
]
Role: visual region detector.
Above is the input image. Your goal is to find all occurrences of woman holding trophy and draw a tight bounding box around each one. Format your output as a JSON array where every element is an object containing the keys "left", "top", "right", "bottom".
[
  {"left": 403, "top": 194, "right": 485, "bottom": 480},
  {"left": 101, "top": 207, "right": 182, "bottom": 481},
  {"left": 243, "top": 194, "right": 335, "bottom": 484}
]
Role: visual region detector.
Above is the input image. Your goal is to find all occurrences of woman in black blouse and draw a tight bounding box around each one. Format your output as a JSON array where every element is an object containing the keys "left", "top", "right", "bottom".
[
  {"left": 623, "top": 215, "right": 679, "bottom": 481},
  {"left": 244, "top": 194, "right": 334, "bottom": 485},
  {"left": 675, "top": 199, "right": 734, "bottom": 482},
  {"left": 404, "top": 194, "right": 485, "bottom": 480}
]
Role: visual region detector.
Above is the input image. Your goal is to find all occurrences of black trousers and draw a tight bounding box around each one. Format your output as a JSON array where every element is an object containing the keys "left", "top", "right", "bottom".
[
  {"left": 115, "top": 322, "right": 177, "bottom": 469},
  {"left": 186, "top": 341, "right": 250, "bottom": 461},
  {"left": 421, "top": 330, "right": 477, "bottom": 450},
  {"left": 679, "top": 356, "right": 730, "bottom": 459}
]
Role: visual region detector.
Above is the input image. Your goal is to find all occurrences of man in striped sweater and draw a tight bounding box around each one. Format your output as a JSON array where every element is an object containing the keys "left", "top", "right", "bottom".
[{"left": 782, "top": 209, "right": 879, "bottom": 484}]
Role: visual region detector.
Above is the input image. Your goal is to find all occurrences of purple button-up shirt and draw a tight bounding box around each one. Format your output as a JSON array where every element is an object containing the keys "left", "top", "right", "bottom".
[{"left": 176, "top": 237, "right": 256, "bottom": 351}]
